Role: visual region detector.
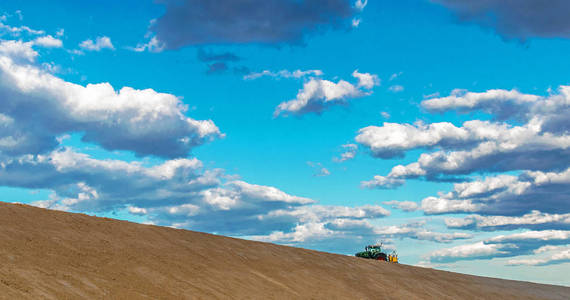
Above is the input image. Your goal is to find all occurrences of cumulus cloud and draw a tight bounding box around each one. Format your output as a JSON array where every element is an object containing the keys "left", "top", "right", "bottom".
[
  {"left": 79, "top": 36, "right": 115, "bottom": 51},
  {"left": 488, "top": 229, "right": 570, "bottom": 245},
  {"left": 427, "top": 230, "right": 570, "bottom": 263},
  {"left": 316, "top": 167, "right": 331, "bottom": 177},
  {"left": 427, "top": 241, "right": 506, "bottom": 263},
  {"left": 383, "top": 200, "right": 419, "bottom": 212},
  {"left": 307, "top": 161, "right": 331, "bottom": 177},
  {"left": 389, "top": 72, "right": 402, "bottom": 81},
  {"left": 361, "top": 175, "right": 405, "bottom": 189},
  {"left": 33, "top": 35, "right": 63, "bottom": 48},
  {"left": 0, "top": 20, "right": 44, "bottom": 36},
  {"left": 433, "top": 0, "right": 570, "bottom": 41},
  {"left": 253, "top": 218, "right": 471, "bottom": 248},
  {"left": 0, "top": 52, "right": 221, "bottom": 158},
  {"left": 351, "top": 18, "right": 361, "bottom": 28},
  {"left": 356, "top": 121, "right": 484, "bottom": 159},
  {"left": 2, "top": 147, "right": 313, "bottom": 229},
  {"left": 389, "top": 85, "right": 404, "bottom": 93},
  {"left": 422, "top": 88, "right": 540, "bottom": 121},
  {"left": 244, "top": 69, "right": 323, "bottom": 80},
  {"left": 0, "top": 40, "right": 37, "bottom": 62},
  {"left": 507, "top": 247, "right": 570, "bottom": 266},
  {"left": 2, "top": 148, "right": 208, "bottom": 211},
  {"left": 420, "top": 167, "right": 570, "bottom": 216},
  {"left": 0, "top": 147, "right": 322, "bottom": 240},
  {"left": 354, "top": 0, "right": 368, "bottom": 11},
  {"left": 358, "top": 117, "right": 570, "bottom": 163},
  {"left": 359, "top": 86, "right": 570, "bottom": 186},
  {"left": 132, "top": 36, "right": 165, "bottom": 53},
  {"left": 333, "top": 143, "right": 358, "bottom": 162},
  {"left": 274, "top": 70, "right": 378, "bottom": 116},
  {"left": 150, "top": 0, "right": 360, "bottom": 49},
  {"left": 423, "top": 86, "right": 570, "bottom": 135},
  {"left": 352, "top": 69, "right": 380, "bottom": 89},
  {"left": 330, "top": 219, "right": 472, "bottom": 243},
  {"left": 378, "top": 129, "right": 570, "bottom": 183},
  {"left": 445, "top": 211, "right": 570, "bottom": 231}
]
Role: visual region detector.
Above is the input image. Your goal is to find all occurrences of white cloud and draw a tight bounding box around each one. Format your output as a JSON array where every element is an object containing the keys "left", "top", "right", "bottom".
[
  {"left": 0, "top": 22, "right": 45, "bottom": 36},
  {"left": 358, "top": 86, "right": 570, "bottom": 199},
  {"left": 79, "top": 36, "right": 115, "bottom": 51},
  {"left": 534, "top": 245, "right": 567, "bottom": 254},
  {"left": 33, "top": 35, "right": 63, "bottom": 48},
  {"left": 420, "top": 167, "right": 570, "bottom": 216},
  {"left": 361, "top": 175, "right": 405, "bottom": 189},
  {"left": 421, "top": 197, "right": 481, "bottom": 214},
  {"left": 132, "top": 36, "right": 165, "bottom": 53},
  {"left": 488, "top": 230, "right": 570, "bottom": 244},
  {"left": 506, "top": 249, "right": 570, "bottom": 266},
  {"left": 0, "top": 40, "right": 37, "bottom": 62},
  {"left": 389, "top": 72, "right": 402, "bottom": 81},
  {"left": 262, "top": 205, "right": 390, "bottom": 224},
  {"left": 317, "top": 167, "right": 331, "bottom": 176},
  {"left": 383, "top": 200, "right": 419, "bottom": 212},
  {"left": 41, "top": 62, "right": 62, "bottom": 74},
  {"left": 253, "top": 218, "right": 471, "bottom": 246},
  {"left": 359, "top": 117, "right": 570, "bottom": 186},
  {"left": 307, "top": 161, "right": 331, "bottom": 176},
  {"left": 445, "top": 211, "right": 570, "bottom": 231},
  {"left": 352, "top": 70, "right": 380, "bottom": 89},
  {"left": 351, "top": 18, "right": 361, "bottom": 28},
  {"left": 428, "top": 230, "right": 570, "bottom": 263},
  {"left": 0, "top": 53, "right": 221, "bottom": 157},
  {"left": 356, "top": 121, "right": 477, "bottom": 158},
  {"left": 14, "top": 10, "right": 23, "bottom": 21},
  {"left": 230, "top": 180, "right": 315, "bottom": 205},
  {"left": 428, "top": 241, "right": 505, "bottom": 262},
  {"left": 128, "top": 206, "right": 148, "bottom": 215},
  {"left": 244, "top": 69, "right": 323, "bottom": 80},
  {"left": 333, "top": 143, "right": 358, "bottom": 162},
  {"left": 3, "top": 148, "right": 205, "bottom": 211},
  {"left": 422, "top": 88, "right": 540, "bottom": 120},
  {"left": 254, "top": 222, "right": 334, "bottom": 243},
  {"left": 354, "top": 0, "right": 368, "bottom": 11},
  {"left": 421, "top": 86, "right": 570, "bottom": 136},
  {"left": 389, "top": 85, "right": 404, "bottom": 92},
  {"left": 274, "top": 70, "right": 377, "bottom": 116},
  {"left": 123, "top": 183, "right": 395, "bottom": 243},
  {"left": 2, "top": 147, "right": 315, "bottom": 221}
]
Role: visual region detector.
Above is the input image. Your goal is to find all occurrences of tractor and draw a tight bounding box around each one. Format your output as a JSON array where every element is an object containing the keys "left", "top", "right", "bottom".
[{"left": 355, "top": 243, "right": 398, "bottom": 263}]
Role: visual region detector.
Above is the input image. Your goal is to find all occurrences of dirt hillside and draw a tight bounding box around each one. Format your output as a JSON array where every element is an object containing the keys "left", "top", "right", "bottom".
[{"left": 0, "top": 202, "right": 568, "bottom": 299}]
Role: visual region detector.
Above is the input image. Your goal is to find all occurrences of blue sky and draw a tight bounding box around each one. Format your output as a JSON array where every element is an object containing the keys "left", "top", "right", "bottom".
[{"left": 1, "top": 0, "right": 570, "bottom": 286}]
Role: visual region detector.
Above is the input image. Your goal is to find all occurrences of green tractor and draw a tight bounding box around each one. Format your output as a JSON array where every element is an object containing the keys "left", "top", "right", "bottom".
[{"left": 355, "top": 244, "right": 398, "bottom": 263}]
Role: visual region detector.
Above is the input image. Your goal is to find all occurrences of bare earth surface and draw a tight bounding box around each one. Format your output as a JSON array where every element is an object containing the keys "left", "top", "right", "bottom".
[{"left": 0, "top": 202, "right": 568, "bottom": 299}]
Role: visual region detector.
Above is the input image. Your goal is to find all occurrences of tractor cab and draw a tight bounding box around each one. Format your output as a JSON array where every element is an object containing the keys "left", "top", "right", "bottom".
[{"left": 355, "top": 243, "right": 398, "bottom": 263}]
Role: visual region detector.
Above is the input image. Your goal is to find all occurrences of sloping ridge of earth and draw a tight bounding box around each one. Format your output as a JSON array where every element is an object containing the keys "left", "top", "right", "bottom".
[{"left": 0, "top": 202, "right": 568, "bottom": 299}]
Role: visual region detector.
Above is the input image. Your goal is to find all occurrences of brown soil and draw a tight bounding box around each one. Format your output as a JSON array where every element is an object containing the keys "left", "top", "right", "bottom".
[{"left": 0, "top": 202, "right": 567, "bottom": 299}]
